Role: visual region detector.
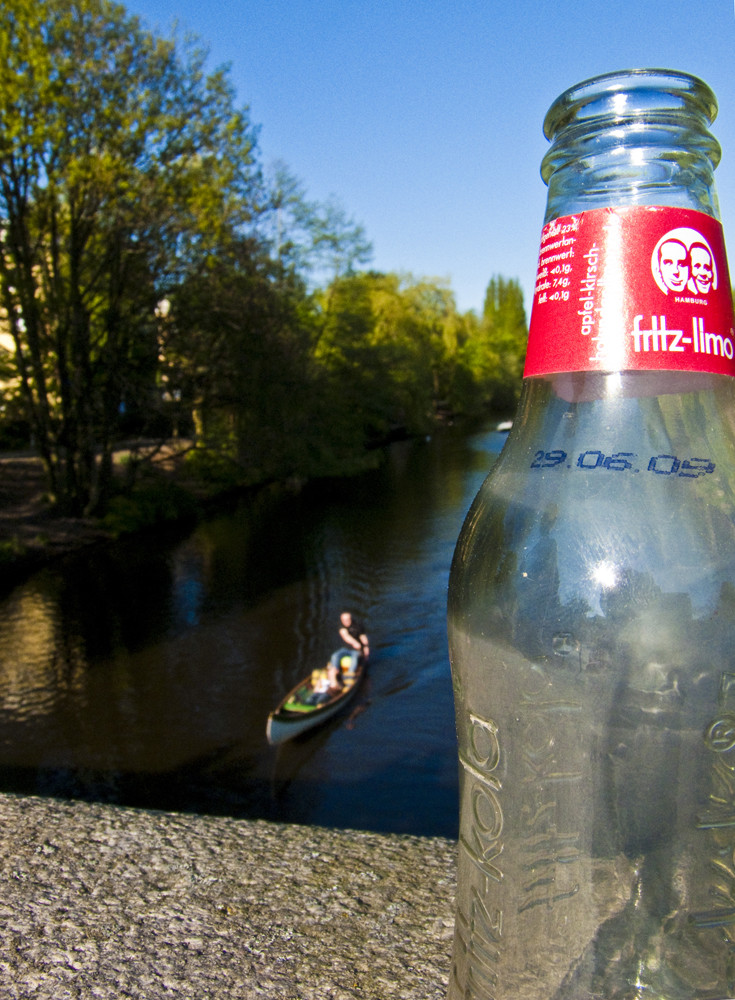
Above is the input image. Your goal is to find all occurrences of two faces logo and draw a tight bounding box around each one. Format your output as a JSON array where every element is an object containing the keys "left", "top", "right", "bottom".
[{"left": 651, "top": 228, "right": 717, "bottom": 296}]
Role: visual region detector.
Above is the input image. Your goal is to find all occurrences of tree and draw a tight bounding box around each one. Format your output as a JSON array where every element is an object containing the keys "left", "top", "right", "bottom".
[
  {"left": 368, "top": 273, "right": 460, "bottom": 429},
  {"left": 481, "top": 276, "right": 528, "bottom": 407},
  {"left": 267, "top": 162, "right": 373, "bottom": 284},
  {"left": 161, "top": 234, "right": 325, "bottom": 482},
  {"left": 0, "top": 0, "right": 260, "bottom": 512},
  {"left": 460, "top": 276, "right": 528, "bottom": 412},
  {"left": 314, "top": 272, "right": 464, "bottom": 442}
]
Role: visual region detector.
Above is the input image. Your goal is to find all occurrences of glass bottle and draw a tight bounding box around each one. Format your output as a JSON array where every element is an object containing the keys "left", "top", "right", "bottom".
[{"left": 447, "top": 69, "right": 735, "bottom": 1000}]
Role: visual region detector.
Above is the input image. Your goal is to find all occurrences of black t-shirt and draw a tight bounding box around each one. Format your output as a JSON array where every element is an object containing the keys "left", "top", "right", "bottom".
[{"left": 345, "top": 621, "right": 366, "bottom": 648}]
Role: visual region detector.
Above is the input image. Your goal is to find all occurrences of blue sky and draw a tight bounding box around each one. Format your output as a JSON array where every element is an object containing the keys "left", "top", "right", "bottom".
[{"left": 125, "top": 0, "right": 735, "bottom": 315}]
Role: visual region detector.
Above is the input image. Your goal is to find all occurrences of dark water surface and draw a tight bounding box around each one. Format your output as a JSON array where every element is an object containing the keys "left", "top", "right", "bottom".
[{"left": 0, "top": 425, "right": 505, "bottom": 837}]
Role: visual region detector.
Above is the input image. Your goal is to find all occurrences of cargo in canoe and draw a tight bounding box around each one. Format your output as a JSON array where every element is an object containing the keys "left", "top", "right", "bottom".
[{"left": 266, "top": 654, "right": 366, "bottom": 745}]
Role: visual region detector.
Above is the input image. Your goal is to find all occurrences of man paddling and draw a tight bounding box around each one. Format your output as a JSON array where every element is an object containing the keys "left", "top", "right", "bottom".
[{"left": 330, "top": 611, "right": 369, "bottom": 675}]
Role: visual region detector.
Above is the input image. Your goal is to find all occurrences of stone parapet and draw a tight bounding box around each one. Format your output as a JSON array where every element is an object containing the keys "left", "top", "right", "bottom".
[{"left": 0, "top": 793, "right": 456, "bottom": 998}]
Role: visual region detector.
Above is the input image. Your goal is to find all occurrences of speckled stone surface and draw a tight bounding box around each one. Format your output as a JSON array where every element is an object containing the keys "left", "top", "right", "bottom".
[{"left": 0, "top": 793, "right": 456, "bottom": 998}]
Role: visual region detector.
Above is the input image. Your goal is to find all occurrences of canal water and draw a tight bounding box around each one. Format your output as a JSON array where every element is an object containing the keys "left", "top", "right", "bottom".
[{"left": 0, "top": 424, "right": 507, "bottom": 838}]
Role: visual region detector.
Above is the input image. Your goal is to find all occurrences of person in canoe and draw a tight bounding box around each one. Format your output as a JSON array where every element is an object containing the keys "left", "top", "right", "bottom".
[
  {"left": 330, "top": 611, "right": 370, "bottom": 676},
  {"left": 306, "top": 663, "right": 343, "bottom": 705}
]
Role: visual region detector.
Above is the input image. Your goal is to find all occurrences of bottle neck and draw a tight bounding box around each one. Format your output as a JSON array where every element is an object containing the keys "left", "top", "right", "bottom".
[{"left": 541, "top": 69, "right": 722, "bottom": 221}]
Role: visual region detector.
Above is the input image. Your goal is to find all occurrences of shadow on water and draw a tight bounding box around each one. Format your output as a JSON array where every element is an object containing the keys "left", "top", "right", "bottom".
[{"left": 0, "top": 423, "right": 506, "bottom": 837}]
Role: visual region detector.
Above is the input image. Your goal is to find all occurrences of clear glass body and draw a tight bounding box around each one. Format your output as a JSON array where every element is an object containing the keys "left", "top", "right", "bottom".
[{"left": 447, "top": 70, "right": 735, "bottom": 1000}]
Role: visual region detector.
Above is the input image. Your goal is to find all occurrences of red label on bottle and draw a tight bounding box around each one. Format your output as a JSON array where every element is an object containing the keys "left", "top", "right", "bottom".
[{"left": 524, "top": 207, "right": 735, "bottom": 377}]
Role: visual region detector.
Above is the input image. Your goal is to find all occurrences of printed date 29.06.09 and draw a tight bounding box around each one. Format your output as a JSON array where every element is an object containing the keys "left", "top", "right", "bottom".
[{"left": 530, "top": 450, "right": 715, "bottom": 478}]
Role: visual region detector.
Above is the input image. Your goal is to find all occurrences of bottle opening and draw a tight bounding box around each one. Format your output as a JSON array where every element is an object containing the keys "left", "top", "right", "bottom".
[
  {"left": 543, "top": 68, "right": 718, "bottom": 143},
  {"left": 540, "top": 69, "right": 722, "bottom": 195}
]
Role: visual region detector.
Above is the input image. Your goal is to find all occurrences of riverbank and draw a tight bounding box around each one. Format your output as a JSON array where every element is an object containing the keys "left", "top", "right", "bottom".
[
  {"left": 0, "top": 439, "right": 379, "bottom": 590},
  {"left": 0, "top": 793, "right": 456, "bottom": 998},
  {"left": 0, "top": 420, "right": 505, "bottom": 592},
  {"left": 0, "top": 453, "right": 109, "bottom": 586},
  {"left": 0, "top": 445, "right": 203, "bottom": 590}
]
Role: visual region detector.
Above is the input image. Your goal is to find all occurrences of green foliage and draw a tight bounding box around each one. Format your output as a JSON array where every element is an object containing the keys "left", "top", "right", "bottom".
[
  {"left": 101, "top": 480, "right": 198, "bottom": 536},
  {"left": 314, "top": 272, "right": 461, "bottom": 441},
  {"left": 183, "top": 446, "right": 253, "bottom": 490},
  {"left": 458, "top": 276, "right": 528, "bottom": 413},
  {"left": 0, "top": 0, "right": 529, "bottom": 519},
  {"left": 0, "top": 0, "right": 259, "bottom": 514},
  {"left": 268, "top": 162, "right": 373, "bottom": 283},
  {"left": 0, "top": 535, "right": 26, "bottom": 566}
]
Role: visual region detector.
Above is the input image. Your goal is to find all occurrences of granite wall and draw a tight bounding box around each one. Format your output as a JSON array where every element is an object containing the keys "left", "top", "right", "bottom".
[{"left": 0, "top": 793, "right": 456, "bottom": 998}]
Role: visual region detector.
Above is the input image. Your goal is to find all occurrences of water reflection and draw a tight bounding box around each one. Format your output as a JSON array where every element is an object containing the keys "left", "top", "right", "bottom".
[
  {"left": 0, "top": 424, "right": 504, "bottom": 836},
  {"left": 0, "top": 586, "right": 72, "bottom": 722}
]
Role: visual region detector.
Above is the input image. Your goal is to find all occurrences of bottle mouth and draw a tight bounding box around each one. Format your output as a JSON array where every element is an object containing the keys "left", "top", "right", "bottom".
[
  {"left": 541, "top": 69, "right": 721, "bottom": 186},
  {"left": 543, "top": 68, "right": 718, "bottom": 141}
]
